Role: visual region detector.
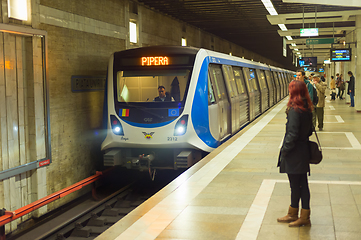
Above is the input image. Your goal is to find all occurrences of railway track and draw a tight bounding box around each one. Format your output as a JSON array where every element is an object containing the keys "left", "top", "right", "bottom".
[{"left": 10, "top": 169, "right": 184, "bottom": 240}]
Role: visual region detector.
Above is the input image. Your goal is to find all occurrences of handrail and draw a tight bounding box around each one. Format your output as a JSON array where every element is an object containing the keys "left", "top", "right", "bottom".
[{"left": 0, "top": 168, "right": 113, "bottom": 227}]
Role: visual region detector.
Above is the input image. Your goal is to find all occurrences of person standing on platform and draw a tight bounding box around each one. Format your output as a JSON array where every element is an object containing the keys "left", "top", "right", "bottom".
[
  {"left": 313, "top": 75, "right": 327, "bottom": 131},
  {"left": 335, "top": 73, "right": 340, "bottom": 98},
  {"left": 330, "top": 76, "right": 336, "bottom": 101},
  {"left": 347, "top": 71, "right": 355, "bottom": 107},
  {"left": 338, "top": 74, "right": 345, "bottom": 100},
  {"left": 277, "top": 80, "right": 313, "bottom": 227},
  {"left": 296, "top": 71, "right": 316, "bottom": 127}
]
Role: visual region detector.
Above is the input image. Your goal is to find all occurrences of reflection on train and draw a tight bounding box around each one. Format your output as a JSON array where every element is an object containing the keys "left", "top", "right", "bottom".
[{"left": 101, "top": 46, "right": 293, "bottom": 173}]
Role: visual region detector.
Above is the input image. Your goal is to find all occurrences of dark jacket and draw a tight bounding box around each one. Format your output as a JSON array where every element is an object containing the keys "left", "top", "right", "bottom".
[
  {"left": 154, "top": 94, "right": 172, "bottom": 102},
  {"left": 304, "top": 79, "right": 313, "bottom": 101},
  {"left": 278, "top": 104, "right": 313, "bottom": 174},
  {"left": 348, "top": 75, "right": 355, "bottom": 94}
]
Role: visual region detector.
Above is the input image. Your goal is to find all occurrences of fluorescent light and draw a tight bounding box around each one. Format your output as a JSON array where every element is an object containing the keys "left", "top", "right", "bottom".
[
  {"left": 181, "top": 38, "right": 187, "bottom": 46},
  {"left": 286, "top": 36, "right": 293, "bottom": 40},
  {"left": 129, "top": 22, "right": 137, "bottom": 43},
  {"left": 8, "top": 0, "right": 28, "bottom": 21},
  {"left": 262, "top": 0, "right": 278, "bottom": 16},
  {"left": 324, "top": 59, "right": 331, "bottom": 64},
  {"left": 278, "top": 24, "right": 288, "bottom": 31},
  {"left": 291, "top": 43, "right": 296, "bottom": 46},
  {"left": 294, "top": 48, "right": 299, "bottom": 51}
]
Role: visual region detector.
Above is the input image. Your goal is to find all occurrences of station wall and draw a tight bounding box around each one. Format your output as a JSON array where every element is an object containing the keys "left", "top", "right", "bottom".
[{"left": 0, "top": 0, "right": 286, "bottom": 232}]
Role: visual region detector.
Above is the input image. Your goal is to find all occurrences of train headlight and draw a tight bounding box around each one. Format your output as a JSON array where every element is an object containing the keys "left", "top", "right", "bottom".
[
  {"left": 110, "top": 115, "right": 124, "bottom": 135},
  {"left": 174, "top": 115, "right": 188, "bottom": 136},
  {"left": 176, "top": 126, "right": 185, "bottom": 135}
]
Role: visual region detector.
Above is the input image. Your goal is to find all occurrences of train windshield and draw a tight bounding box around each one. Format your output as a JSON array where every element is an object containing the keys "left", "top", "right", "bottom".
[{"left": 117, "top": 69, "right": 191, "bottom": 103}]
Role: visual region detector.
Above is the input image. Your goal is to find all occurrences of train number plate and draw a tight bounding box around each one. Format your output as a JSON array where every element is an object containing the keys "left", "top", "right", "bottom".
[{"left": 167, "top": 137, "right": 178, "bottom": 141}]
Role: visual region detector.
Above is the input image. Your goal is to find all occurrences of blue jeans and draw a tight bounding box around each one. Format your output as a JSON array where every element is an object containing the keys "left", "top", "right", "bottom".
[{"left": 350, "top": 92, "right": 354, "bottom": 107}]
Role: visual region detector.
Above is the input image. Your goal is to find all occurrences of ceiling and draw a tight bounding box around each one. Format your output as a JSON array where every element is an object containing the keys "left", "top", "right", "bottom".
[{"left": 136, "top": 0, "right": 361, "bottom": 69}]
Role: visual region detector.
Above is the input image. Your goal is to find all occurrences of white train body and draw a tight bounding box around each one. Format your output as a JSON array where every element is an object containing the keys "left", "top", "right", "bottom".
[{"left": 101, "top": 46, "right": 293, "bottom": 170}]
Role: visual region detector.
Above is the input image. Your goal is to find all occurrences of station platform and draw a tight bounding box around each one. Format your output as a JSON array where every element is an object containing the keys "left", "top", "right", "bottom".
[{"left": 96, "top": 96, "right": 361, "bottom": 240}]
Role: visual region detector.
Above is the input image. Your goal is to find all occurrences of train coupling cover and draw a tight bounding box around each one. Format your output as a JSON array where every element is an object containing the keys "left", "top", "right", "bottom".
[{"left": 126, "top": 153, "right": 155, "bottom": 171}]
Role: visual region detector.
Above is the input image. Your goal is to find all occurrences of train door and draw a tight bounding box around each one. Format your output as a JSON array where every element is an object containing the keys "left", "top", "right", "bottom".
[
  {"left": 207, "top": 72, "right": 219, "bottom": 140},
  {"left": 278, "top": 72, "right": 286, "bottom": 98},
  {"left": 208, "top": 64, "right": 231, "bottom": 140},
  {"left": 233, "top": 67, "right": 249, "bottom": 127},
  {"left": 264, "top": 70, "right": 275, "bottom": 107},
  {"left": 243, "top": 68, "right": 261, "bottom": 118},
  {"left": 222, "top": 65, "right": 240, "bottom": 134},
  {"left": 273, "top": 71, "right": 282, "bottom": 101},
  {"left": 256, "top": 69, "right": 269, "bottom": 112},
  {"left": 268, "top": 71, "right": 278, "bottom": 104}
]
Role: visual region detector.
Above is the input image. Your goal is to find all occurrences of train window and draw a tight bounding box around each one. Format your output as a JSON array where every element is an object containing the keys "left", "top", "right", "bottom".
[
  {"left": 278, "top": 72, "right": 285, "bottom": 85},
  {"left": 117, "top": 69, "right": 191, "bottom": 102},
  {"left": 209, "top": 64, "right": 226, "bottom": 100},
  {"left": 233, "top": 67, "right": 246, "bottom": 94},
  {"left": 208, "top": 73, "right": 216, "bottom": 105},
  {"left": 272, "top": 71, "right": 280, "bottom": 85},
  {"left": 222, "top": 65, "right": 237, "bottom": 97},
  {"left": 256, "top": 69, "right": 267, "bottom": 90},
  {"left": 243, "top": 68, "right": 258, "bottom": 92},
  {"left": 264, "top": 71, "right": 274, "bottom": 89}
]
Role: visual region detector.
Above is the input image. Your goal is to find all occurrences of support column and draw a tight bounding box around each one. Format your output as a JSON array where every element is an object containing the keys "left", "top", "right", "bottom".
[
  {"left": 345, "top": 31, "right": 354, "bottom": 103},
  {"left": 356, "top": 15, "right": 361, "bottom": 111}
]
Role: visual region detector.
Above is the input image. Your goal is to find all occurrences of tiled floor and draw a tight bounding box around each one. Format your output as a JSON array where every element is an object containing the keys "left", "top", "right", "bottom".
[{"left": 96, "top": 96, "right": 361, "bottom": 240}]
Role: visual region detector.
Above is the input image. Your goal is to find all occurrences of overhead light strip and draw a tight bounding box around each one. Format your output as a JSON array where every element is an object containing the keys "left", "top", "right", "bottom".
[
  {"left": 262, "top": 0, "right": 289, "bottom": 32},
  {"left": 261, "top": 0, "right": 278, "bottom": 16}
]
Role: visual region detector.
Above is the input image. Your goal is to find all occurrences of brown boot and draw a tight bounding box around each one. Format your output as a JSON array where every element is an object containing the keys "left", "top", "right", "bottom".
[
  {"left": 289, "top": 208, "right": 311, "bottom": 227},
  {"left": 277, "top": 206, "right": 299, "bottom": 223}
]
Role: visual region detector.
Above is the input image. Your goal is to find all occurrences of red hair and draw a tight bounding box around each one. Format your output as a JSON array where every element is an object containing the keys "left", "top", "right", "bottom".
[{"left": 287, "top": 80, "right": 313, "bottom": 112}]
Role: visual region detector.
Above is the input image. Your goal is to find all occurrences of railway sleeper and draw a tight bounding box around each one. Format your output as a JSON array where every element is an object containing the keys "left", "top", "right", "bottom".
[
  {"left": 101, "top": 215, "right": 123, "bottom": 224},
  {"left": 88, "top": 214, "right": 107, "bottom": 226},
  {"left": 117, "top": 207, "right": 135, "bottom": 214},
  {"left": 70, "top": 223, "right": 92, "bottom": 238},
  {"left": 130, "top": 200, "right": 143, "bottom": 207},
  {"left": 114, "top": 199, "right": 131, "bottom": 208},
  {"left": 83, "top": 226, "right": 110, "bottom": 234},
  {"left": 102, "top": 204, "right": 119, "bottom": 216}
]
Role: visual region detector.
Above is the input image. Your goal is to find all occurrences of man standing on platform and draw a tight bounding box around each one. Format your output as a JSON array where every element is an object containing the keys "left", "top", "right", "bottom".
[
  {"left": 347, "top": 71, "right": 355, "bottom": 107},
  {"left": 313, "top": 75, "right": 327, "bottom": 130},
  {"left": 296, "top": 70, "right": 316, "bottom": 127}
]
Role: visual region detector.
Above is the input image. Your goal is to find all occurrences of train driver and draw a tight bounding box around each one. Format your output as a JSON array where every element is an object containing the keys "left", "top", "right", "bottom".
[{"left": 153, "top": 86, "right": 175, "bottom": 102}]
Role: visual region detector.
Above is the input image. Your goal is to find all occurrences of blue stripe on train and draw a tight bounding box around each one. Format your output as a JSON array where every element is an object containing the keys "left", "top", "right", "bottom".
[{"left": 191, "top": 57, "right": 218, "bottom": 149}]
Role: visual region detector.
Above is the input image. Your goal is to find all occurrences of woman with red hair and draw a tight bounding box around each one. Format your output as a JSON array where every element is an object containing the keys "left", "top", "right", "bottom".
[{"left": 277, "top": 80, "right": 313, "bottom": 227}]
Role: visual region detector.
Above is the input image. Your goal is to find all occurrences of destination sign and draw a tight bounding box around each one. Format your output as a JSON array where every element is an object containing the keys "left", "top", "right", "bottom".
[
  {"left": 141, "top": 56, "right": 169, "bottom": 66},
  {"left": 330, "top": 49, "right": 351, "bottom": 61}
]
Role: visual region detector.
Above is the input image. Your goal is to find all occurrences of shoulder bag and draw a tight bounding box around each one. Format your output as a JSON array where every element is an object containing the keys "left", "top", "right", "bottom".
[{"left": 309, "top": 129, "right": 322, "bottom": 164}]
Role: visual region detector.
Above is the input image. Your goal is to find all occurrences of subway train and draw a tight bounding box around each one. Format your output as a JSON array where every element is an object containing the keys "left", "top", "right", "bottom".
[{"left": 101, "top": 46, "right": 294, "bottom": 175}]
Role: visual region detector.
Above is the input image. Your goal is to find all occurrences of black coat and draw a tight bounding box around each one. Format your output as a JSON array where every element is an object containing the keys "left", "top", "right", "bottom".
[
  {"left": 348, "top": 75, "right": 355, "bottom": 94},
  {"left": 278, "top": 106, "right": 313, "bottom": 174}
]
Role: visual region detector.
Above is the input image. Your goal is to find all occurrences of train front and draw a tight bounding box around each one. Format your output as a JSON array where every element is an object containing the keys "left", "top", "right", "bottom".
[{"left": 101, "top": 46, "right": 204, "bottom": 172}]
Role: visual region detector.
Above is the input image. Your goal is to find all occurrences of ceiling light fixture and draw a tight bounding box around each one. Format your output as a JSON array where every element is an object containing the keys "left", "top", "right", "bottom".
[
  {"left": 261, "top": 0, "right": 278, "bottom": 16},
  {"left": 278, "top": 24, "right": 288, "bottom": 31}
]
